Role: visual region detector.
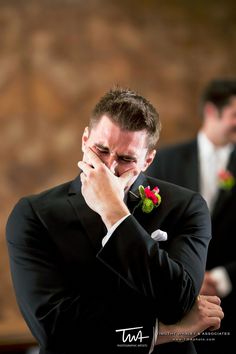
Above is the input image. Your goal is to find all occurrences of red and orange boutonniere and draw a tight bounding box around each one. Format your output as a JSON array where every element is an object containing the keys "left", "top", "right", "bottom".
[
  {"left": 138, "top": 185, "right": 162, "bottom": 213},
  {"left": 218, "top": 170, "right": 235, "bottom": 190}
]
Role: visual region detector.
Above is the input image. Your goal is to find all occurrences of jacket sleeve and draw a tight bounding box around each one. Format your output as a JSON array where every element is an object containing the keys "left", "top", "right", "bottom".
[
  {"left": 98, "top": 193, "right": 211, "bottom": 324},
  {"left": 6, "top": 197, "right": 156, "bottom": 353}
]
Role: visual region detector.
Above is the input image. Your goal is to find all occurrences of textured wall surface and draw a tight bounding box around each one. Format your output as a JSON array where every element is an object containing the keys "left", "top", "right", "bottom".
[{"left": 0, "top": 0, "right": 236, "bottom": 342}]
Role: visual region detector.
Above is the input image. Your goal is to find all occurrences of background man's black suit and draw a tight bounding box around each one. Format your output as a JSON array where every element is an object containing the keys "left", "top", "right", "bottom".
[
  {"left": 6, "top": 173, "right": 211, "bottom": 354},
  {"left": 147, "top": 141, "right": 236, "bottom": 351}
]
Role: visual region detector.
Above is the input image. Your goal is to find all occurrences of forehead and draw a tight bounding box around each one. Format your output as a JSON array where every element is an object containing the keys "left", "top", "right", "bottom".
[{"left": 89, "top": 115, "right": 148, "bottom": 153}]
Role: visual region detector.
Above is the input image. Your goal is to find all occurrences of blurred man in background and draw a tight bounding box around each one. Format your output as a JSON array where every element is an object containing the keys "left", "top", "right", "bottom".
[{"left": 147, "top": 79, "right": 236, "bottom": 353}]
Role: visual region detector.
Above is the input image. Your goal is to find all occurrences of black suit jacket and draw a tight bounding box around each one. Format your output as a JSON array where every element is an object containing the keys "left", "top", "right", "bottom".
[
  {"left": 6, "top": 173, "right": 211, "bottom": 354},
  {"left": 147, "top": 141, "right": 236, "bottom": 349}
]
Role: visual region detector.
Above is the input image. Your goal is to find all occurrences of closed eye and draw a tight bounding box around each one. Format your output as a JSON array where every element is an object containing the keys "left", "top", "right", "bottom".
[
  {"left": 95, "top": 145, "right": 109, "bottom": 154},
  {"left": 94, "top": 144, "right": 136, "bottom": 163},
  {"left": 118, "top": 156, "right": 136, "bottom": 163}
]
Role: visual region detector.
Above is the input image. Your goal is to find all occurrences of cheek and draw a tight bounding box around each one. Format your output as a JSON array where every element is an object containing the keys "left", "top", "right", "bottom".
[
  {"left": 82, "top": 144, "right": 99, "bottom": 164},
  {"left": 92, "top": 148, "right": 109, "bottom": 164},
  {"left": 224, "top": 121, "right": 234, "bottom": 133},
  {"left": 89, "top": 145, "right": 104, "bottom": 160},
  {"left": 222, "top": 117, "right": 235, "bottom": 129},
  {"left": 136, "top": 159, "right": 148, "bottom": 171},
  {"left": 116, "top": 163, "right": 135, "bottom": 176},
  {"left": 116, "top": 165, "right": 129, "bottom": 176}
]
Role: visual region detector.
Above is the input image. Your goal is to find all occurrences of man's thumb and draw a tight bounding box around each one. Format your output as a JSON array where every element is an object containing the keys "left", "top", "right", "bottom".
[{"left": 120, "top": 168, "right": 138, "bottom": 185}]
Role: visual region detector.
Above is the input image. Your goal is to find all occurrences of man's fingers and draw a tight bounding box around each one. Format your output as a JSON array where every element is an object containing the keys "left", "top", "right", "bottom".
[
  {"left": 84, "top": 147, "right": 103, "bottom": 168},
  {"left": 208, "top": 317, "right": 222, "bottom": 331},
  {"left": 206, "top": 307, "right": 224, "bottom": 319},
  {"left": 77, "top": 161, "right": 94, "bottom": 176},
  {"left": 200, "top": 295, "right": 221, "bottom": 305},
  {"left": 197, "top": 295, "right": 224, "bottom": 332},
  {"left": 80, "top": 171, "right": 86, "bottom": 184}
]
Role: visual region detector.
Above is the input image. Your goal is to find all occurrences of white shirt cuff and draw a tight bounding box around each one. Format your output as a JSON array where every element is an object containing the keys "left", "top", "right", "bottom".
[
  {"left": 149, "top": 318, "right": 159, "bottom": 353},
  {"left": 210, "top": 266, "right": 232, "bottom": 298},
  {"left": 101, "top": 214, "right": 130, "bottom": 247}
]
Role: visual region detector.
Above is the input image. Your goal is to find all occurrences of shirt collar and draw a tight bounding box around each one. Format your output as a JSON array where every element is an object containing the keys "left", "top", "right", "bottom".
[{"left": 197, "top": 131, "right": 234, "bottom": 160}]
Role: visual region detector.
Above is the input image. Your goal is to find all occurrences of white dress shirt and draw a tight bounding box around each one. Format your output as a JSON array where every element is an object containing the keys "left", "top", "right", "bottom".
[{"left": 197, "top": 131, "right": 233, "bottom": 211}]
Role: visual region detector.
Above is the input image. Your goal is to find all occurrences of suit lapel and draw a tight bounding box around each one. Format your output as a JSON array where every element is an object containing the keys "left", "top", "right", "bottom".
[
  {"left": 126, "top": 173, "right": 144, "bottom": 213},
  {"left": 212, "top": 147, "right": 236, "bottom": 218},
  {"left": 67, "top": 172, "right": 165, "bottom": 250},
  {"left": 67, "top": 175, "right": 106, "bottom": 251}
]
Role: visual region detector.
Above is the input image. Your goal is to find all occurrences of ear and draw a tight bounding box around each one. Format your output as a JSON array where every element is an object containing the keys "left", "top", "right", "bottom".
[
  {"left": 81, "top": 126, "right": 89, "bottom": 153},
  {"left": 141, "top": 149, "right": 156, "bottom": 172},
  {"left": 204, "top": 102, "right": 219, "bottom": 119}
]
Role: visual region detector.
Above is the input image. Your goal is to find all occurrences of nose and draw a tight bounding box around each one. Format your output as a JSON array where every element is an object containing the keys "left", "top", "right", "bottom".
[{"left": 105, "top": 155, "right": 118, "bottom": 174}]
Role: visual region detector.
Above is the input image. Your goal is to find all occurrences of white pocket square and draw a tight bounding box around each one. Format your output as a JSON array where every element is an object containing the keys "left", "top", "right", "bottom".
[{"left": 151, "top": 229, "right": 168, "bottom": 241}]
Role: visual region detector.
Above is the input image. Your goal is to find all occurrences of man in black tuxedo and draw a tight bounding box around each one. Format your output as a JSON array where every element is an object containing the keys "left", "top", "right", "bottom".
[
  {"left": 147, "top": 79, "right": 236, "bottom": 353},
  {"left": 6, "top": 88, "right": 223, "bottom": 354}
]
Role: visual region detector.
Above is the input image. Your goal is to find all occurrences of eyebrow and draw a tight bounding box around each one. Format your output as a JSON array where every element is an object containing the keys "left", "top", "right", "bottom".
[{"left": 95, "top": 143, "right": 137, "bottom": 160}]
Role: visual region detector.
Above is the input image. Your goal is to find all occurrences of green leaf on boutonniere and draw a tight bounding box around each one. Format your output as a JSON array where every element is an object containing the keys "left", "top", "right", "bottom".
[{"left": 218, "top": 170, "right": 235, "bottom": 190}]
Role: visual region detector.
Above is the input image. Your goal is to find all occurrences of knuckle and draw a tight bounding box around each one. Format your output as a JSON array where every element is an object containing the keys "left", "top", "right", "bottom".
[
  {"left": 87, "top": 170, "right": 92, "bottom": 178},
  {"left": 88, "top": 171, "right": 95, "bottom": 179},
  {"left": 97, "top": 164, "right": 105, "bottom": 173},
  {"left": 197, "top": 300, "right": 205, "bottom": 310}
]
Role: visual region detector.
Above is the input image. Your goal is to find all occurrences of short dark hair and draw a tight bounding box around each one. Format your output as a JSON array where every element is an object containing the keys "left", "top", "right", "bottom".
[
  {"left": 201, "top": 79, "right": 236, "bottom": 114},
  {"left": 89, "top": 87, "right": 161, "bottom": 150}
]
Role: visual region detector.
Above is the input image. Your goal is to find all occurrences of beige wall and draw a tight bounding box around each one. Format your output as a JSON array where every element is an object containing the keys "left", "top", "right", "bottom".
[{"left": 0, "top": 0, "right": 236, "bottom": 340}]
